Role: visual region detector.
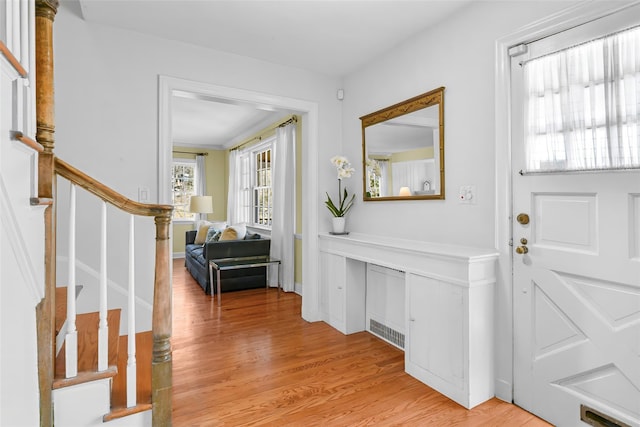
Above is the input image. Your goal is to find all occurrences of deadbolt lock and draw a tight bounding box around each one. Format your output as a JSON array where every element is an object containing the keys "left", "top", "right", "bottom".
[
  {"left": 520, "top": 238, "right": 528, "bottom": 245},
  {"left": 516, "top": 213, "right": 530, "bottom": 225}
]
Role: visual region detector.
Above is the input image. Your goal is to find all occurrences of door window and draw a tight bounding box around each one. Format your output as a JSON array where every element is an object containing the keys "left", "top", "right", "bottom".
[{"left": 522, "top": 25, "right": 640, "bottom": 173}]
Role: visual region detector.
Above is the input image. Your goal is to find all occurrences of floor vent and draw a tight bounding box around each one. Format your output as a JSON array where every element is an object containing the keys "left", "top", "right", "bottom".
[
  {"left": 580, "top": 404, "right": 630, "bottom": 427},
  {"left": 370, "top": 319, "right": 404, "bottom": 349}
]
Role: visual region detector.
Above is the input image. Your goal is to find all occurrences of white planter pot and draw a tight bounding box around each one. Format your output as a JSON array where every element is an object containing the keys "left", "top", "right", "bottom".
[{"left": 332, "top": 217, "right": 346, "bottom": 234}]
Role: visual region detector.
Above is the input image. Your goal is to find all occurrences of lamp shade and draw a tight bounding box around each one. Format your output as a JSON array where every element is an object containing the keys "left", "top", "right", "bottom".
[
  {"left": 399, "top": 186, "right": 412, "bottom": 197},
  {"left": 189, "top": 195, "right": 213, "bottom": 214}
]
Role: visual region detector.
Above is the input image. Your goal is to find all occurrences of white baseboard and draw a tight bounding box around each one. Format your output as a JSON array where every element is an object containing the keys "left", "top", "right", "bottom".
[
  {"left": 295, "top": 281, "right": 302, "bottom": 295},
  {"left": 495, "top": 379, "right": 512, "bottom": 402},
  {"left": 173, "top": 252, "right": 185, "bottom": 259}
]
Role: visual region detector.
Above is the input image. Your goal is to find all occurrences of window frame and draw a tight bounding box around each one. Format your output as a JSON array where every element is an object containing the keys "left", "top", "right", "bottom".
[{"left": 237, "top": 137, "right": 276, "bottom": 230}]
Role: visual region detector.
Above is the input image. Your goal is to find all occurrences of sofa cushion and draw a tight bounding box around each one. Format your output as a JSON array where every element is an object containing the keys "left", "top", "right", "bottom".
[{"left": 186, "top": 244, "right": 203, "bottom": 258}]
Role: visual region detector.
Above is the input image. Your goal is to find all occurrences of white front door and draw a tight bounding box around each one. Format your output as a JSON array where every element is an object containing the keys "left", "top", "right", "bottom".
[{"left": 511, "top": 10, "right": 640, "bottom": 427}]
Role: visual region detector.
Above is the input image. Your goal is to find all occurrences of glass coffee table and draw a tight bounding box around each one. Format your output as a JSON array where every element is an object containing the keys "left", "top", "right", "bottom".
[{"left": 208, "top": 256, "right": 281, "bottom": 304}]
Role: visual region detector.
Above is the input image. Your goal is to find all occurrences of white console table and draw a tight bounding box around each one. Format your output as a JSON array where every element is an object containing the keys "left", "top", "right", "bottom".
[{"left": 318, "top": 232, "right": 498, "bottom": 409}]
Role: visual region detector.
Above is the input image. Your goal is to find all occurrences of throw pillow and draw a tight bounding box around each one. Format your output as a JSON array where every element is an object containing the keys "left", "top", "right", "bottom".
[
  {"left": 204, "top": 227, "right": 218, "bottom": 242},
  {"left": 194, "top": 224, "right": 211, "bottom": 245},
  {"left": 194, "top": 220, "right": 212, "bottom": 231},
  {"left": 229, "top": 223, "right": 247, "bottom": 240},
  {"left": 210, "top": 221, "right": 227, "bottom": 232},
  {"left": 205, "top": 230, "right": 221, "bottom": 243},
  {"left": 244, "top": 232, "right": 261, "bottom": 240},
  {"left": 219, "top": 227, "right": 238, "bottom": 241}
]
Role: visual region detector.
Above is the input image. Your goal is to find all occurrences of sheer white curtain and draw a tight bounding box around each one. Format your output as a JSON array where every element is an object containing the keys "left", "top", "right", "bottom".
[
  {"left": 379, "top": 160, "right": 389, "bottom": 197},
  {"left": 524, "top": 25, "right": 640, "bottom": 172},
  {"left": 195, "top": 154, "right": 207, "bottom": 221},
  {"left": 228, "top": 150, "right": 252, "bottom": 225},
  {"left": 270, "top": 123, "right": 296, "bottom": 292},
  {"left": 391, "top": 160, "right": 429, "bottom": 196},
  {"left": 227, "top": 150, "right": 238, "bottom": 224}
]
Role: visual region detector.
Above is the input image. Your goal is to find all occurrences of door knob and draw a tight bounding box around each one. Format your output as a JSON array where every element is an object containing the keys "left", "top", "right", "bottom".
[{"left": 517, "top": 213, "right": 530, "bottom": 225}]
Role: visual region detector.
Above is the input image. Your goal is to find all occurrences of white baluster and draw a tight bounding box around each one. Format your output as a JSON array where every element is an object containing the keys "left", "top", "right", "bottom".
[
  {"left": 65, "top": 183, "right": 78, "bottom": 378},
  {"left": 126, "top": 214, "right": 137, "bottom": 407},
  {"left": 98, "top": 202, "right": 108, "bottom": 371},
  {"left": 6, "top": 0, "right": 14, "bottom": 55},
  {"left": 20, "top": 0, "right": 28, "bottom": 70},
  {"left": 11, "top": 0, "right": 20, "bottom": 60}
]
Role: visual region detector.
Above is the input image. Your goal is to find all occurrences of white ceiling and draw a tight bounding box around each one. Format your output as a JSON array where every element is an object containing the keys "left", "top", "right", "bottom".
[{"left": 76, "top": 0, "right": 473, "bottom": 148}]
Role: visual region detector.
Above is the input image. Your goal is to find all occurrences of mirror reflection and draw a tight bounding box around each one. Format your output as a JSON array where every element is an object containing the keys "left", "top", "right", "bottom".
[{"left": 361, "top": 87, "right": 444, "bottom": 201}]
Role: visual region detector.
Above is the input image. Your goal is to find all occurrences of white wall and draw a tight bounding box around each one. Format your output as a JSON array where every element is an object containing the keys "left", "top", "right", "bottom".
[
  {"left": 52, "top": 3, "right": 342, "bottom": 322},
  {"left": 341, "top": 0, "right": 575, "bottom": 402},
  {"left": 1, "top": 2, "right": 42, "bottom": 423}
]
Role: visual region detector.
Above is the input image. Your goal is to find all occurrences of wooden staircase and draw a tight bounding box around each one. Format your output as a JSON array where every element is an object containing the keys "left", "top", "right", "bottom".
[{"left": 53, "top": 287, "right": 153, "bottom": 422}]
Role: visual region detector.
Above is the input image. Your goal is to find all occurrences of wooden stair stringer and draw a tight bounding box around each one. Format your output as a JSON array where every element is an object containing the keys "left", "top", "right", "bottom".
[
  {"left": 104, "top": 331, "right": 153, "bottom": 422},
  {"left": 53, "top": 308, "right": 121, "bottom": 389}
]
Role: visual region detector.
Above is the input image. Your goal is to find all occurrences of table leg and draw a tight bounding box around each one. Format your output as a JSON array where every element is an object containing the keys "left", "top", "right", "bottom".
[
  {"left": 208, "top": 262, "right": 214, "bottom": 297},
  {"left": 217, "top": 268, "right": 222, "bottom": 304}
]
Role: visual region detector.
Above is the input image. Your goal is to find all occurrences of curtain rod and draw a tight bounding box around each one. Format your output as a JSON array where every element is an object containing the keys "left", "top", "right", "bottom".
[
  {"left": 230, "top": 115, "right": 298, "bottom": 152},
  {"left": 172, "top": 150, "right": 209, "bottom": 156}
]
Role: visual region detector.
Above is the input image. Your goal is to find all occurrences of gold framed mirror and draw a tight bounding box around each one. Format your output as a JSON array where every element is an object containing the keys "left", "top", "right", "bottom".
[{"left": 361, "top": 87, "right": 444, "bottom": 201}]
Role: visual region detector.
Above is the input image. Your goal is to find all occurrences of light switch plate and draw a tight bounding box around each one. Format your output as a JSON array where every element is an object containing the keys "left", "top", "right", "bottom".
[
  {"left": 138, "top": 187, "right": 149, "bottom": 202},
  {"left": 459, "top": 185, "right": 476, "bottom": 204}
]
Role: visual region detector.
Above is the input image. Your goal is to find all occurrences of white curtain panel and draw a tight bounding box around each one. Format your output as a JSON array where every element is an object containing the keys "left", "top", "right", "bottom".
[
  {"left": 195, "top": 154, "right": 207, "bottom": 221},
  {"left": 270, "top": 123, "right": 296, "bottom": 292},
  {"left": 524, "top": 25, "right": 640, "bottom": 172},
  {"left": 379, "top": 160, "right": 389, "bottom": 197},
  {"left": 391, "top": 159, "right": 429, "bottom": 196},
  {"left": 227, "top": 149, "right": 238, "bottom": 224}
]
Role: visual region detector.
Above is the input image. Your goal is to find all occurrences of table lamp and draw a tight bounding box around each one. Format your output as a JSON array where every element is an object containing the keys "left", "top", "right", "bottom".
[{"left": 189, "top": 195, "right": 213, "bottom": 222}]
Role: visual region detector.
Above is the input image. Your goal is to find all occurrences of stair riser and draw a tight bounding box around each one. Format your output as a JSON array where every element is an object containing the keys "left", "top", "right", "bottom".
[{"left": 53, "top": 379, "right": 110, "bottom": 426}]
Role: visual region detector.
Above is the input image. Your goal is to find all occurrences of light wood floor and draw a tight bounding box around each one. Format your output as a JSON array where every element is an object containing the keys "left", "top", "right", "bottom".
[{"left": 171, "top": 259, "right": 550, "bottom": 426}]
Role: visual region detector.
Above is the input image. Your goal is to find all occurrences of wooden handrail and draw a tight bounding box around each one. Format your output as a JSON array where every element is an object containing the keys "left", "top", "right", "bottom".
[
  {"left": 56, "top": 155, "right": 174, "bottom": 422},
  {"left": 54, "top": 158, "right": 172, "bottom": 218},
  {"left": 0, "top": 40, "right": 28, "bottom": 78},
  {"left": 12, "top": 131, "right": 44, "bottom": 152}
]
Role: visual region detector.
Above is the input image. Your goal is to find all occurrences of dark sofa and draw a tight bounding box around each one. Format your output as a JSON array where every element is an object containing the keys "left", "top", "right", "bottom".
[{"left": 184, "top": 230, "right": 271, "bottom": 295}]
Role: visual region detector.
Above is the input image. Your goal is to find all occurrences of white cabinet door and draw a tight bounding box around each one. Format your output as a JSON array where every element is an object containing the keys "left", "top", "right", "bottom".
[
  {"left": 405, "top": 273, "right": 494, "bottom": 409},
  {"left": 320, "top": 251, "right": 345, "bottom": 331},
  {"left": 319, "top": 251, "right": 366, "bottom": 335},
  {"left": 406, "top": 274, "right": 464, "bottom": 389}
]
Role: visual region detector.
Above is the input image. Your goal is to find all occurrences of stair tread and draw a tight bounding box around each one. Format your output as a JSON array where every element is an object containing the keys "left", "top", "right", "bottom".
[
  {"left": 54, "top": 309, "right": 121, "bottom": 385},
  {"left": 103, "top": 403, "right": 152, "bottom": 422},
  {"left": 110, "top": 331, "right": 153, "bottom": 409}
]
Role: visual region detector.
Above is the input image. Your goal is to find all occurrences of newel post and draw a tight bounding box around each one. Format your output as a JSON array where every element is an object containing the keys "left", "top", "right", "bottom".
[
  {"left": 34, "top": 2, "right": 58, "bottom": 426},
  {"left": 35, "top": 0, "right": 57, "bottom": 197},
  {"left": 152, "top": 215, "right": 172, "bottom": 426}
]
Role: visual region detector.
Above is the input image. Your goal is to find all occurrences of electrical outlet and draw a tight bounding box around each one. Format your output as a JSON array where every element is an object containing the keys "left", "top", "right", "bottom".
[{"left": 458, "top": 185, "right": 476, "bottom": 204}]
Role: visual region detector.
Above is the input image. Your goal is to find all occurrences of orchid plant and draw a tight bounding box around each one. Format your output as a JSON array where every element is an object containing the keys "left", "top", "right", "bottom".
[{"left": 325, "top": 156, "right": 356, "bottom": 217}]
